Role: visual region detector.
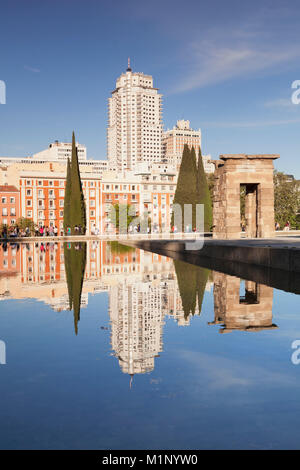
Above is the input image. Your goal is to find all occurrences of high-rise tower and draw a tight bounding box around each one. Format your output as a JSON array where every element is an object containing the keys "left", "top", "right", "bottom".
[{"left": 107, "top": 60, "right": 163, "bottom": 170}]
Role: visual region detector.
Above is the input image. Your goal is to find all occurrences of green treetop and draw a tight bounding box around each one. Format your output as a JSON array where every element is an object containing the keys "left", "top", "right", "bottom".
[
  {"left": 63, "top": 132, "right": 86, "bottom": 234},
  {"left": 172, "top": 144, "right": 198, "bottom": 231}
]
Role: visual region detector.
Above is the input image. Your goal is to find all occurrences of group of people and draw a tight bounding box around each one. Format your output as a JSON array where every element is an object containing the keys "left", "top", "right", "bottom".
[
  {"left": 1, "top": 225, "right": 30, "bottom": 238},
  {"left": 0, "top": 223, "right": 87, "bottom": 239},
  {"left": 34, "top": 225, "right": 59, "bottom": 237},
  {"left": 275, "top": 221, "right": 291, "bottom": 231},
  {"left": 65, "top": 225, "right": 84, "bottom": 235}
]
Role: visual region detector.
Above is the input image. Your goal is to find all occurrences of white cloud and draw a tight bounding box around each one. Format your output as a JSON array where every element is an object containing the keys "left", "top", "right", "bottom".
[
  {"left": 264, "top": 98, "right": 296, "bottom": 109},
  {"left": 179, "top": 350, "right": 296, "bottom": 391},
  {"left": 24, "top": 65, "right": 40, "bottom": 73},
  {"left": 172, "top": 39, "right": 300, "bottom": 94}
]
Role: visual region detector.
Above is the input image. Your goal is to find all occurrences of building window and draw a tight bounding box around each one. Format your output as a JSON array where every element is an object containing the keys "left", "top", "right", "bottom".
[
  {"left": 26, "top": 189, "right": 32, "bottom": 196},
  {"left": 27, "top": 200, "right": 32, "bottom": 206},
  {"left": 27, "top": 210, "right": 32, "bottom": 217},
  {"left": 2, "top": 208, "right": 7, "bottom": 216},
  {"left": 1, "top": 197, "right": 6, "bottom": 203},
  {"left": 10, "top": 197, "right": 15, "bottom": 204}
]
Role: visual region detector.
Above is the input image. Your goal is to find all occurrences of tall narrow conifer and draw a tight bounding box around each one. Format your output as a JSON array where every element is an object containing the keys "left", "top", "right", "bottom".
[
  {"left": 63, "top": 132, "right": 86, "bottom": 234},
  {"left": 70, "top": 131, "right": 86, "bottom": 234},
  {"left": 64, "top": 242, "right": 87, "bottom": 335},
  {"left": 197, "top": 148, "right": 213, "bottom": 231},
  {"left": 174, "top": 260, "right": 210, "bottom": 319},
  {"left": 172, "top": 144, "right": 198, "bottom": 231}
]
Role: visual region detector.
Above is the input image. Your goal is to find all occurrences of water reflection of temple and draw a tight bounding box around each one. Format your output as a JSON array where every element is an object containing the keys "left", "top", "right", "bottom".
[{"left": 209, "top": 271, "right": 277, "bottom": 333}]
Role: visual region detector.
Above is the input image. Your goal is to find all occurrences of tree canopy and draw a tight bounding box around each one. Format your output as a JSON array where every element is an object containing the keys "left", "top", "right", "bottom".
[
  {"left": 64, "top": 242, "right": 87, "bottom": 335},
  {"left": 274, "top": 171, "right": 300, "bottom": 228},
  {"left": 63, "top": 132, "right": 86, "bottom": 234},
  {"left": 174, "top": 259, "right": 210, "bottom": 319},
  {"left": 172, "top": 145, "right": 213, "bottom": 231}
]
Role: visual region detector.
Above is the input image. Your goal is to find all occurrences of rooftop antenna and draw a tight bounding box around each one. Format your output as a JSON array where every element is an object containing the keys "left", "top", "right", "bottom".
[{"left": 127, "top": 57, "right": 132, "bottom": 72}]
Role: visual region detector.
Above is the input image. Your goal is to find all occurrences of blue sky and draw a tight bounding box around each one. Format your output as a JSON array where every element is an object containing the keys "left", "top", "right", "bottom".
[{"left": 1, "top": 0, "right": 300, "bottom": 175}]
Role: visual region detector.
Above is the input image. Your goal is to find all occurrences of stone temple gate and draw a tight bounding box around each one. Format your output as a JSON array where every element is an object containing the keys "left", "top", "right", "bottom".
[
  {"left": 213, "top": 154, "right": 279, "bottom": 239},
  {"left": 208, "top": 272, "right": 277, "bottom": 333}
]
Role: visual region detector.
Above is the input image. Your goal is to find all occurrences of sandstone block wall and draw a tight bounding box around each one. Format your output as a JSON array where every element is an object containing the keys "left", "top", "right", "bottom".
[{"left": 213, "top": 154, "right": 279, "bottom": 239}]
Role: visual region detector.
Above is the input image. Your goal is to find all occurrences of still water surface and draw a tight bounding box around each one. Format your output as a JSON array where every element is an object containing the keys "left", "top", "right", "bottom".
[{"left": 0, "top": 240, "right": 300, "bottom": 449}]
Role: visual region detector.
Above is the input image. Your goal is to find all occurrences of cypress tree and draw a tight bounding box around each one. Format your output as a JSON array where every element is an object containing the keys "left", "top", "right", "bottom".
[
  {"left": 174, "top": 259, "right": 210, "bottom": 319},
  {"left": 63, "top": 158, "right": 72, "bottom": 232},
  {"left": 172, "top": 144, "right": 198, "bottom": 231},
  {"left": 174, "top": 259, "right": 197, "bottom": 318},
  {"left": 69, "top": 131, "right": 86, "bottom": 234},
  {"left": 64, "top": 242, "right": 87, "bottom": 335},
  {"left": 197, "top": 148, "right": 213, "bottom": 232}
]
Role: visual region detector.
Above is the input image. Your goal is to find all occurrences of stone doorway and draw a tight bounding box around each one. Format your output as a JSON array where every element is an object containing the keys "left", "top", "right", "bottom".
[
  {"left": 213, "top": 154, "right": 279, "bottom": 239},
  {"left": 243, "top": 183, "right": 259, "bottom": 238}
]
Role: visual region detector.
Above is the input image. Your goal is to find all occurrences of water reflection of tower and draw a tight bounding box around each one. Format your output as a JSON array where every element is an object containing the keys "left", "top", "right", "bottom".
[
  {"left": 109, "top": 280, "right": 164, "bottom": 377},
  {"left": 209, "top": 272, "right": 277, "bottom": 332}
]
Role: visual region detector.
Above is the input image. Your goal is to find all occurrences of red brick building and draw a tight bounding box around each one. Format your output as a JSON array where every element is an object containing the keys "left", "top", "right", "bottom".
[{"left": 0, "top": 185, "right": 20, "bottom": 227}]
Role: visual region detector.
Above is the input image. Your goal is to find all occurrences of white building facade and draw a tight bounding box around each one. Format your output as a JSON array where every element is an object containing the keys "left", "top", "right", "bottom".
[
  {"left": 32, "top": 141, "right": 87, "bottom": 162},
  {"left": 162, "top": 120, "right": 214, "bottom": 173},
  {"left": 107, "top": 61, "right": 163, "bottom": 171}
]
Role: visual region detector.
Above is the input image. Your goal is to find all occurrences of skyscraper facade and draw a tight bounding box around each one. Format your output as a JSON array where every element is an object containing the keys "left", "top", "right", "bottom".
[
  {"left": 107, "top": 60, "right": 163, "bottom": 171},
  {"left": 162, "top": 119, "right": 214, "bottom": 173}
]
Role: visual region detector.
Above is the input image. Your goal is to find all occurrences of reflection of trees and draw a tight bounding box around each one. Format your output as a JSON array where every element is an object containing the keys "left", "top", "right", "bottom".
[
  {"left": 64, "top": 242, "right": 87, "bottom": 335},
  {"left": 108, "top": 241, "right": 135, "bottom": 255},
  {"left": 174, "top": 260, "right": 209, "bottom": 319}
]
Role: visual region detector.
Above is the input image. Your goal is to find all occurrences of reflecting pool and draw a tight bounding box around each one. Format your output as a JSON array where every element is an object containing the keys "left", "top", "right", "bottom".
[{"left": 0, "top": 240, "right": 300, "bottom": 449}]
